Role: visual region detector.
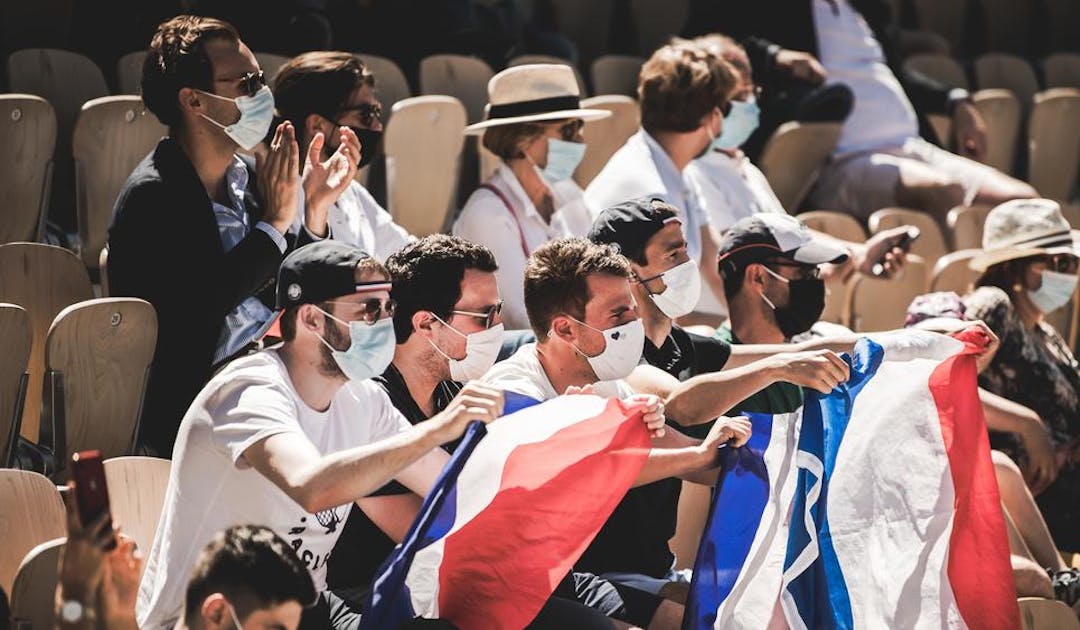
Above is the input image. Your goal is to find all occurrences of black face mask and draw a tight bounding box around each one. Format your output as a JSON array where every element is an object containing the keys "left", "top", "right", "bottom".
[
  {"left": 335, "top": 125, "right": 383, "bottom": 169},
  {"left": 764, "top": 276, "right": 826, "bottom": 339}
]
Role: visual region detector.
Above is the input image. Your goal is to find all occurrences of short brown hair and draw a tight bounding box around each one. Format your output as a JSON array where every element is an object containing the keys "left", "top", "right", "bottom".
[
  {"left": 638, "top": 42, "right": 735, "bottom": 133},
  {"left": 142, "top": 15, "right": 239, "bottom": 128},
  {"left": 279, "top": 256, "right": 389, "bottom": 342},
  {"left": 481, "top": 122, "right": 546, "bottom": 161},
  {"left": 273, "top": 51, "right": 375, "bottom": 136},
  {"left": 524, "top": 237, "right": 631, "bottom": 339}
]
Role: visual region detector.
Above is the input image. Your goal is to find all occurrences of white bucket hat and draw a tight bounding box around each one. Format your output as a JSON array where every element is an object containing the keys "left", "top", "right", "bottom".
[
  {"left": 969, "top": 198, "right": 1080, "bottom": 272},
  {"left": 464, "top": 64, "right": 611, "bottom": 135}
]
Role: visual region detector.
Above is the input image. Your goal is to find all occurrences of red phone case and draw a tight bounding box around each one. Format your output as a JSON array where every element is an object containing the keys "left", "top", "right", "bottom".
[{"left": 71, "top": 450, "right": 116, "bottom": 549}]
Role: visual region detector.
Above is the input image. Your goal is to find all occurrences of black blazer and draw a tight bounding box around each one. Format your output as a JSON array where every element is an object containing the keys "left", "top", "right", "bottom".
[{"left": 108, "top": 137, "right": 315, "bottom": 456}]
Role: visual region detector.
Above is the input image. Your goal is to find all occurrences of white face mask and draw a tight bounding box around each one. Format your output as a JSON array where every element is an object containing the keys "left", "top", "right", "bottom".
[
  {"left": 1028, "top": 269, "right": 1078, "bottom": 314},
  {"left": 197, "top": 85, "right": 275, "bottom": 151},
  {"left": 226, "top": 601, "right": 244, "bottom": 630},
  {"left": 316, "top": 309, "right": 396, "bottom": 382},
  {"left": 642, "top": 259, "right": 702, "bottom": 319},
  {"left": 558, "top": 316, "right": 645, "bottom": 382},
  {"left": 427, "top": 316, "right": 505, "bottom": 382}
]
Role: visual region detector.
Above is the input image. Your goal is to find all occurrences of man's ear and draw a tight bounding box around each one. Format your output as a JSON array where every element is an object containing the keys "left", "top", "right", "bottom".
[
  {"left": 300, "top": 303, "right": 325, "bottom": 334},
  {"left": 548, "top": 314, "right": 576, "bottom": 342},
  {"left": 201, "top": 593, "right": 229, "bottom": 629},
  {"left": 304, "top": 112, "right": 330, "bottom": 144},
  {"left": 178, "top": 86, "right": 204, "bottom": 117},
  {"left": 411, "top": 310, "right": 438, "bottom": 337},
  {"left": 745, "top": 263, "right": 767, "bottom": 291}
]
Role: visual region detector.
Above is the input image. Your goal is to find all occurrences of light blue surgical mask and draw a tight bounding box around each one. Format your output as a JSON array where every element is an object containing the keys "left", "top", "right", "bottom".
[
  {"left": 713, "top": 97, "right": 761, "bottom": 151},
  {"left": 316, "top": 308, "right": 396, "bottom": 382},
  {"left": 541, "top": 138, "right": 586, "bottom": 183},
  {"left": 1028, "top": 269, "right": 1078, "bottom": 314},
  {"left": 197, "top": 85, "right": 275, "bottom": 151}
]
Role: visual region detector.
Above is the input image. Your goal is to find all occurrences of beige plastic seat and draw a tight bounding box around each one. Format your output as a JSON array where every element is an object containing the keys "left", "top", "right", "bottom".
[
  {"left": 255, "top": 51, "right": 291, "bottom": 82},
  {"left": 0, "top": 95, "right": 56, "bottom": 244},
  {"left": 383, "top": 96, "right": 467, "bottom": 236},
  {"left": 846, "top": 256, "right": 928, "bottom": 332},
  {"left": 911, "top": 0, "right": 967, "bottom": 45},
  {"left": 73, "top": 96, "right": 166, "bottom": 272},
  {"left": 946, "top": 204, "right": 993, "bottom": 250},
  {"left": 103, "top": 456, "right": 172, "bottom": 554},
  {"left": 574, "top": 95, "right": 641, "bottom": 189},
  {"left": 1028, "top": 88, "right": 1080, "bottom": 200},
  {"left": 418, "top": 54, "right": 494, "bottom": 124},
  {"left": 1018, "top": 597, "right": 1080, "bottom": 630},
  {"left": 796, "top": 211, "right": 868, "bottom": 325},
  {"left": 903, "top": 54, "right": 969, "bottom": 90},
  {"left": 972, "top": 89, "right": 1021, "bottom": 174},
  {"left": 1044, "top": 53, "right": 1080, "bottom": 90},
  {"left": 590, "top": 55, "right": 645, "bottom": 98},
  {"left": 979, "top": 0, "right": 1032, "bottom": 57},
  {"left": 1059, "top": 202, "right": 1080, "bottom": 229},
  {"left": 509, "top": 55, "right": 587, "bottom": 96},
  {"left": 930, "top": 249, "right": 981, "bottom": 294},
  {"left": 6, "top": 48, "right": 109, "bottom": 149},
  {"left": 630, "top": 0, "right": 689, "bottom": 57},
  {"left": 670, "top": 481, "right": 710, "bottom": 571},
  {"left": 757, "top": 122, "right": 843, "bottom": 212},
  {"left": 355, "top": 54, "right": 412, "bottom": 123},
  {"left": 974, "top": 53, "right": 1040, "bottom": 110},
  {"left": 868, "top": 207, "right": 948, "bottom": 271},
  {"left": 45, "top": 298, "right": 157, "bottom": 469},
  {"left": 116, "top": 50, "right": 149, "bottom": 94},
  {"left": 0, "top": 243, "right": 93, "bottom": 444},
  {"left": 549, "top": 0, "right": 613, "bottom": 67},
  {"left": 9, "top": 538, "right": 64, "bottom": 630},
  {"left": 0, "top": 470, "right": 65, "bottom": 594},
  {"left": 0, "top": 304, "right": 32, "bottom": 468}
]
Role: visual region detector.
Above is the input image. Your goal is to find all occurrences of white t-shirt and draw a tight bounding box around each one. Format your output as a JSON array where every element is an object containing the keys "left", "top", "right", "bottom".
[
  {"left": 478, "top": 343, "right": 634, "bottom": 402},
  {"left": 327, "top": 181, "right": 415, "bottom": 262},
  {"left": 688, "top": 150, "right": 786, "bottom": 233},
  {"left": 813, "top": 0, "right": 920, "bottom": 154},
  {"left": 136, "top": 349, "right": 411, "bottom": 629}
]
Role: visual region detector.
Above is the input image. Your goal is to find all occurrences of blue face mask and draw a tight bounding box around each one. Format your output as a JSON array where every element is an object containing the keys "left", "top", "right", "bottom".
[
  {"left": 1028, "top": 269, "right": 1078, "bottom": 314},
  {"left": 541, "top": 138, "right": 586, "bottom": 183},
  {"left": 713, "top": 97, "right": 761, "bottom": 151},
  {"left": 317, "top": 309, "right": 396, "bottom": 382}
]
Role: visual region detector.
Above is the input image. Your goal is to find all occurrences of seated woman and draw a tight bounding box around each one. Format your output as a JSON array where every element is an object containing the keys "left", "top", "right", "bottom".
[{"left": 453, "top": 64, "right": 609, "bottom": 329}]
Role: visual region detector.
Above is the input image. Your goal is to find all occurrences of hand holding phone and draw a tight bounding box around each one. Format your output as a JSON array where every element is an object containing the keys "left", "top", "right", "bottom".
[
  {"left": 71, "top": 450, "right": 116, "bottom": 551},
  {"left": 871, "top": 227, "right": 920, "bottom": 277}
]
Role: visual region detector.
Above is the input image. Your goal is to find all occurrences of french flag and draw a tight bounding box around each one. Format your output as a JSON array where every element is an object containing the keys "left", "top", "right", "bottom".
[
  {"left": 686, "top": 331, "right": 1019, "bottom": 630},
  {"left": 361, "top": 392, "right": 652, "bottom": 630}
]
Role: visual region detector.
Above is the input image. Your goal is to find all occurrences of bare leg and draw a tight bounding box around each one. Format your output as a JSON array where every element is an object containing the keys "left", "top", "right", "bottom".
[{"left": 994, "top": 450, "right": 1067, "bottom": 571}]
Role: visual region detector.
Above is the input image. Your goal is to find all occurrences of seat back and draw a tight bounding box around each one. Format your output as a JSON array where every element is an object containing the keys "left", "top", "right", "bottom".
[
  {"left": 1027, "top": 88, "right": 1080, "bottom": 200},
  {"left": 974, "top": 53, "right": 1039, "bottom": 109},
  {"left": 384, "top": 96, "right": 467, "bottom": 236},
  {"left": 509, "top": 55, "right": 587, "bottom": 96},
  {"left": 254, "top": 52, "right": 292, "bottom": 82},
  {"left": 418, "top": 55, "right": 494, "bottom": 124},
  {"left": 45, "top": 298, "right": 157, "bottom": 467},
  {"left": 9, "top": 538, "right": 65, "bottom": 630},
  {"left": 0, "top": 95, "right": 56, "bottom": 244},
  {"left": 355, "top": 54, "right": 413, "bottom": 124},
  {"left": 1044, "top": 53, "right": 1080, "bottom": 90},
  {"left": 103, "top": 456, "right": 172, "bottom": 554},
  {"left": 796, "top": 211, "right": 867, "bottom": 324},
  {"left": 972, "top": 89, "right": 1021, "bottom": 174},
  {"left": 630, "top": 0, "right": 689, "bottom": 57},
  {"left": 590, "top": 55, "right": 645, "bottom": 98},
  {"left": 670, "top": 481, "right": 711, "bottom": 571},
  {"left": 0, "top": 470, "right": 65, "bottom": 593},
  {"left": 903, "top": 54, "right": 969, "bottom": 89},
  {"left": 0, "top": 305, "right": 32, "bottom": 467},
  {"left": 1018, "top": 597, "right": 1080, "bottom": 630},
  {"left": 758, "top": 122, "right": 842, "bottom": 212},
  {"left": 0, "top": 243, "right": 93, "bottom": 443},
  {"left": 549, "top": 0, "right": 613, "bottom": 67},
  {"left": 947, "top": 204, "right": 993, "bottom": 250},
  {"left": 116, "top": 50, "right": 148, "bottom": 94},
  {"left": 930, "top": 249, "right": 981, "bottom": 295},
  {"left": 73, "top": 96, "right": 165, "bottom": 271},
  {"left": 6, "top": 49, "right": 109, "bottom": 152},
  {"left": 868, "top": 207, "right": 948, "bottom": 271},
  {"left": 846, "top": 256, "right": 928, "bottom": 332},
  {"left": 574, "top": 96, "right": 641, "bottom": 189}
]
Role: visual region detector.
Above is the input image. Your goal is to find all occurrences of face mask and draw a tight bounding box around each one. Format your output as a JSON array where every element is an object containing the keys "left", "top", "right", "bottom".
[
  {"left": 643, "top": 259, "right": 702, "bottom": 319},
  {"left": 559, "top": 317, "right": 645, "bottom": 382},
  {"left": 1028, "top": 269, "right": 1078, "bottom": 314},
  {"left": 541, "top": 138, "right": 586, "bottom": 183},
  {"left": 427, "top": 317, "right": 505, "bottom": 382},
  {"left": 339, "top": 125, "right": 383, "bottom": 169},
  {"left": 317, "top": 309, "right": 396, "bottom": 382},
  {"left": 197, "top": 86, "right": 275, "bottom": 151},
  {"left": 713, "top": 97, "right": 760, "bottom": 151},
  {"left": 760, "top": 266, "right": 825, "bottom": 338},
  {"left": 695, "top": 120, "right": 716, "bottom": 160},
  {"left": 227, "top": 601, "right": 244, "bottom": 630}
]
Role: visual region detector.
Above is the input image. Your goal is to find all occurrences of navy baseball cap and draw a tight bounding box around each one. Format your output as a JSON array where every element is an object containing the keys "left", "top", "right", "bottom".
[
  {"left": 717, "top": 213, "right": 848, "bottom": 279},
  {"left": 275, "top": 241, "right": 382, "bottom": 309},
  {"left": 588, "top": 196, "right": 684, "bottom": 260}
]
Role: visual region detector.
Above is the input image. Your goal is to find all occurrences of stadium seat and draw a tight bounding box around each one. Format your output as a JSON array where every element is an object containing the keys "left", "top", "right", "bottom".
[
  {"left": 972, "top": 89, "right": 1021, "bottom": 174},
  {"left": 974, "top": 53, "right": 1039, "bottom": 110},
  {"left": 868, "top": 207, "right": 948, "bottom": 271},
  {"left": 0, "top": 305, "right": 32, "bottom": 469},
  {"left": 796, "top": 211, "right": 867, "bottom": 324},
  {"left": 9, "top": 538, "right": 64, "bottom": 630},
  {"left": 0, "top": 469, "right": 65, "bottom": 594},
  {"left": 758, "top": 121, "right": 843, "bottom": 212},
  {"left": 0, "top": 94, "right": 56, "bottom": 244},
  {"left": 910, "top": 0, "right": 968, "bottom": 47},
  {"left": 254, "top": 51, "right": 291, "bottom": 82},
  {"left": 103, "top": 456, "right": 171, "bottom": 555},
  {"left": 549, "top": 0, "right": 613, "bottom": 67},
  {"left": 846, "top": 256, "right": 928, "bottom": 332},
  {"left": 670, "top": 481, "right": 710, "bottom": 571},
  {"left": 930, "top": 249, "right": 981, "bottom": 294},
  {"left": 116, "top": 50, "right": 148, "bottom": 94},
  {"left": 383, "top": 96, "right": 467, "bottom": 236},
  {"left": 6, "top": 49, "right": 109, "bottom": 147},
  {"left": 1018, "top": 597, "right": 1080, "bottom": 630},
  {"left": 574, "top": 95, "right": 641, "bottom": 189},
  {"left": 947, "top": 204, "right": 993, "bottom": 250},
  {"left": 979, "top": 0, "right": 1032, "bottom": 57},
  {"left": 630, "top": 0, "right": 689, "bottom": 57},
  {"left": 590, "top": 55, "right": 644, "bottom": 98},
  {"left": 355, "top": 54, "right": 412, "bottom": 123},
  {"left": 44, "top": 298, "right": 157, "bottom": 471},
  {"left": 0, "top": 243, "right": 93, "bottom": 444},
  {"left": 1044, "top": 53, "right": 1080, "bottom": 90},
  {"left": 903, "top": 54, "right": 969, "bottom": 90},
  {"left": 1027, "top": 88, "right": 1080, "bottom": 200},
  {"left": 73, "top": 96, "right": 166, "bottom": 272},
  {"left": 509, "top": 55, "right": 587, "bottom": 96},
  {"left": 418, "top": 54, "right": 494, "bottom": 124}
]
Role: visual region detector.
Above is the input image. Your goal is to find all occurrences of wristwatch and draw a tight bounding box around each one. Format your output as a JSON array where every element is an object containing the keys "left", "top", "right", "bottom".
[{"left": 60, "top": 599, "right": 93, "bottom": 624}]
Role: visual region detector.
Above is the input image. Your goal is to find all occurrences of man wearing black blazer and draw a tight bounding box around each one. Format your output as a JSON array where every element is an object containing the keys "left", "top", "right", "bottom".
[
  {"left": 682, "top": 0, "right": 1035, "bottom": 218},
  {"left": 109, "top": 15, "right": 360, "bottom": 456}
]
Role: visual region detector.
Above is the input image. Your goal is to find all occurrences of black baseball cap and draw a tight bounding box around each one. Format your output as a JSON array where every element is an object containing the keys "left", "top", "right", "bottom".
[
  {"left": 275, "top": 241, "right": 381, "bottom": 309},
  {"left": 717, "top": 214, "right": 848, "bottom": 278},
  {"left": 588, "top": 196, "right": 684, "bottom": 260}
]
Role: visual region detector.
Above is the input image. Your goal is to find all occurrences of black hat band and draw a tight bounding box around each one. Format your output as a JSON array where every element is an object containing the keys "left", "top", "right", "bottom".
[{"left": 486, "top": 95, "right": 582, "bottom": 120}]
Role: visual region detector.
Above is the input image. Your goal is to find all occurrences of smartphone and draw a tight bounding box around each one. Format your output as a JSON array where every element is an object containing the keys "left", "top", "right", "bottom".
[
  {"left": 71, "top": 450, "right": 116, "bottom": 550},
  {"left": 871, "top": 227, "right": 921, "bottom": 277}
]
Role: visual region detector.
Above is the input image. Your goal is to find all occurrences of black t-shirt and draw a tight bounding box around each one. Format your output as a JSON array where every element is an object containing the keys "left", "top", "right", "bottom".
[{"left": 576, "top": 325, "right": 732, "bottom": 578}]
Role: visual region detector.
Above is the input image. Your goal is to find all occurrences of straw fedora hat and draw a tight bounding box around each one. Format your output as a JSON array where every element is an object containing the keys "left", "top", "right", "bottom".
[
  {"left": 464, "top": 64, "right": 611, "bottom": 135},
  {"left": 969, "top": 198, "right": 1080, "bottom": 272}
]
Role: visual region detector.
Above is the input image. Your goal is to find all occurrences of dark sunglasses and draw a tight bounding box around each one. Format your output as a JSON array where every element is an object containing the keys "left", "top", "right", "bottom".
[
  {"left": 450, "top": 300, "right": 504, "bottom": 329},
  {"left": 338, "top": 102, "right": 383, "bottom": 128},
  {"left": 216, "top": 70, "right": 266, "bottom": 97},
  {"left": 1035, "top": 254, "right": 1080, "bottom": 274},
  {"left": 765, "top": 260, "right": 822, "bottom": 280},
  {"left": 326, "top": 298, "right": 397, "bottom": 325}
]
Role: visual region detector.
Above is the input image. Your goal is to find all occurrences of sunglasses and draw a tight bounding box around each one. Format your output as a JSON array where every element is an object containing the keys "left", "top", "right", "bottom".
[
  {"left": 765, "top": 260, "right": 822, "bottom": 280},
  {"left": 1035, "top": 254, "right": 1080, "bottom": 274},
  {"left": 719, "top": 101, "right": 733, "bottom": 117},
  {"left": 215, "top": 70, "right": 267, "bottom": 97},
  {"left": 338, "top": 101, "right": 383, "bottom": 128},
  {"left": 325, "top": 298, "right": 397, "bottom": 325},
  {"left": 450, "top": 300, "right": 504, "bottom": 329}
]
